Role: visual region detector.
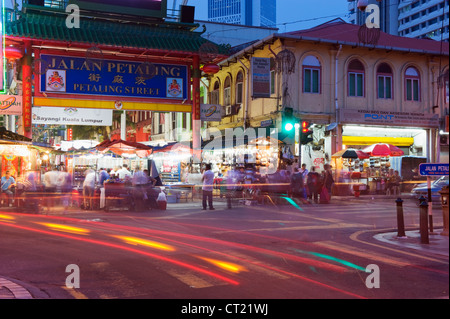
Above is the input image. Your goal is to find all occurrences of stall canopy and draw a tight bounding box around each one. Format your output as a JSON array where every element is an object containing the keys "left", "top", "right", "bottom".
[
  {"left": 96, "top": 139, "right": 153, "bottom": 158},
  {"left": 152, "top": 142, "right": 192, "bottom": 154},
  {"left": 332, "top": 148, "right": 370, "bottom": 159},
  {"left": 362, "top": 143, "right": 404, "bottom": 157}
]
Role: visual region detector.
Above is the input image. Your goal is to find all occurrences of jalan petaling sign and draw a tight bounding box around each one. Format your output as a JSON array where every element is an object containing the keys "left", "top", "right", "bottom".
[{"left": 39, "top": 54, "right": 188, "bottom": 100}]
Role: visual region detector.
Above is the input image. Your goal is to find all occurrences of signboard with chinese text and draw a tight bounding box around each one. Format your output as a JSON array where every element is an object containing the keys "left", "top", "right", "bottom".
[{"left": 39, "top": 54, "right": 188, "bottom": 100}]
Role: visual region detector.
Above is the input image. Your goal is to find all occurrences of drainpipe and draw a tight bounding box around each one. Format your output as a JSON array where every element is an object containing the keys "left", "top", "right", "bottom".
[
  {"left": 335, "top": 45, "right": 343, "bottom": 152},
  {"left": 238, "top": 59, "right": 250, "bottom": 130}
]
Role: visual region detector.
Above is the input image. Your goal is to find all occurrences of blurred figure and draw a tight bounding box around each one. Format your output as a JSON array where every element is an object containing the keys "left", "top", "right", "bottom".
[
  {"left": 83, "top": 169, "right": 96, "bottom": 210},
  {"left": 202, "top": 163, "right": 215, "bottom": 211},
  {"left": 307, "top": 166, "right": 321, "bottom": 204},
  {"left": 321, "top": 164, "right": 334, "bottom": 204},
  {"left": 290, "top": 167, "right": 304, "bottom": 199},
  {"left": 117, "top": 164, "right": 132, "bottom": 181},
  {"left": 43, "top": 166, "right": 59, "bottom": 208},
  {"left": 57, "top": 166, "right": 72, "bottom": 208},
  {"left": 1, "top": 170, "right": 16, "bottom": 207}
]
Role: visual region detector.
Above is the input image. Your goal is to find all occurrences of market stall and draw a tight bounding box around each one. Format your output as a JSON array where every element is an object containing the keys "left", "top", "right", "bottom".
[{"left": 332, "top": 143, "right": 405, "bottom": 196}]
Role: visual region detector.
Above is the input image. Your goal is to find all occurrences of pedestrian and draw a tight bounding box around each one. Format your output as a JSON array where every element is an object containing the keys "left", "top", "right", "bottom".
[
  {"left": 83, "top": 169, "right": 96, "bottom": 210},
  {"left": 307, "top": 166, "right": 321, "bottom": 204},
  {"left": 1, "top": 170, "right": 16, "bottom": 207},
  {"left": 117, "top": 164, "right": 132, "bottom": 181},
  {"left": 201, "top": 163, "right": 215, "bottom": 210},
  {"left": 226, "top": 166, "right": 240, "bottom": 209},
  {"left": 299, "top": 163, "right": 309, "bottom": 198},
  {"left": 321, "top": 164, "right": 334, "bottom": 204},
  {"left": 290, "top": 167, "right": 304, "bottom": 199}
]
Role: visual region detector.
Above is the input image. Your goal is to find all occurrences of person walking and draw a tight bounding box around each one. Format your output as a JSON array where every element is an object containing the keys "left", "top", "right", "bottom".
[
  {"left": 202, "top": 163, "right": 215, "bottom": 211},
  {"left": 290, "top": 167, "right": 304, "bottom": 199},
  {"left": 321, "top": 164, "right": 334, "bottom": 204},
  {"left": 1, "top": 170, "right": 16, "bottom": 207},
  {"left": 307, "top": 166, "right": 321, "bottom": 204}
]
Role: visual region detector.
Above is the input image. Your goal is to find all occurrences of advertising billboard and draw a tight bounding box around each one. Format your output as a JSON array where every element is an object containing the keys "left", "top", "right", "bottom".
[{"left": 69, "top": 0, "right": 167, "bottom": 19}]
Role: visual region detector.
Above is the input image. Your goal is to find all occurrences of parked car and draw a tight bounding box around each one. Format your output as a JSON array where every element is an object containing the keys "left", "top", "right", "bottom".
[{"left": 410, "top": 175, "right": 449, "bottom": 204}]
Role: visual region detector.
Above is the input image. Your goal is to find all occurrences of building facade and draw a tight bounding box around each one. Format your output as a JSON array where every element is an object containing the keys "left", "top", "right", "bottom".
[
  {"left": 205, "top": 19, "right": 449, "bottom": 172},
  {"left": 347, "top": 0, "right": 449, "bottom": 41},
  {"left": 207, "top": 0, "right": 276, "bottom": 28}
]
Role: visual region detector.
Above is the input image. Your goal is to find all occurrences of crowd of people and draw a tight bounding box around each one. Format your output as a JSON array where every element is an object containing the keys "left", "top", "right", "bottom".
[{"left": 200, "top": 162, "right": 336, "bottom": 210}]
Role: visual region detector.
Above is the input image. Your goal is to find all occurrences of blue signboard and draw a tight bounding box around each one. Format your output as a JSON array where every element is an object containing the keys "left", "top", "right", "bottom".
[
  {"left": 419, "top": 163, "right": 449, "bottom": 176},
  {"left": 39, "top": 54, "right": 188, "bottom": 100}
]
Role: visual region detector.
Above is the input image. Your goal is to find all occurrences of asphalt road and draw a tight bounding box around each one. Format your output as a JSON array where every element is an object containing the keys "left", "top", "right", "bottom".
[{"left": 0, "top": 196, "right": 448, "bottom": 305}]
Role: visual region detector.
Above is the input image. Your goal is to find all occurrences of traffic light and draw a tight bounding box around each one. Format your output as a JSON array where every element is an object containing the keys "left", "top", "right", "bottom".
[
  {"left": 300, "top": 121, "right": 313, "bottom": 145},
  {"left": 282, "top": 107, "right": 295, "bottom": 133}
]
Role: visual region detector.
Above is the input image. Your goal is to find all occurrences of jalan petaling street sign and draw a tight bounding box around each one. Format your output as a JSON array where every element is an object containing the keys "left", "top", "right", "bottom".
[{"left": 38, "top": 54, "right": 188, "bottom": 100}]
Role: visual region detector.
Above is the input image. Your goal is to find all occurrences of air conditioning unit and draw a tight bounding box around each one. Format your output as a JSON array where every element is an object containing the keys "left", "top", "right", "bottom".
[
  {"left": 225, "top": 105, "right": 232, "bottom": 116},
  {"left": 440, "top": 135, "right": 449, "bottom": 146}
]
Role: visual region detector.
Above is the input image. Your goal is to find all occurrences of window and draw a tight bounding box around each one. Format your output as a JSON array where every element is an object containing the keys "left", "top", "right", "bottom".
[
  {"left": 236, "top": 71, "right": 244, "bottom": 104},
  {"left": 303, "top": 55, "right": 321, "bottom": 94},
  {"left": 377, "top": 63, "right": 393, "bottom": 99},
  {"left": 211, "top": 81, "right": 220, "bottom": 105},
  {"left": 270, "top": 58, "right": 276, "bottom": 95},
  {"left": 405, "top": 66, "right": 420, "bottom": 101},
  {"left": 224, "top": 76, "right": 231, "bottom": 106},
  {"left": 348, "top": 59, "right": 365, "bottom": 97}
]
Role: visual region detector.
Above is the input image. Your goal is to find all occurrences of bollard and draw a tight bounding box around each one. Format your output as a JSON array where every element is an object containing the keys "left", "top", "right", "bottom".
[
  {"left": 419, "top": 200, "right": 429, "bottom": 244},
  {"left": 396, "top": 198, "right": 406, "bottom": 237}
]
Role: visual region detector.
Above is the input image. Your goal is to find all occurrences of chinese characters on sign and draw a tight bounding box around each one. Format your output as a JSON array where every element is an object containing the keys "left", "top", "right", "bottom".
[{"left": 39, "top": 54, "right": 188, "bottom": 100}]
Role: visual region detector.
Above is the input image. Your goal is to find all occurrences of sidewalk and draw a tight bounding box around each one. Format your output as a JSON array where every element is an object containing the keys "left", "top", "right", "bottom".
[{"left": 374, "top": 229, "right": 449, "bottom": 258}]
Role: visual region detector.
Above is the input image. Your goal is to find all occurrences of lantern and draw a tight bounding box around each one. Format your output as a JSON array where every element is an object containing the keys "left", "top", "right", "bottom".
[
  {"left": 202, "top": 63, "right": 220, "bottom": 75},
  {"left": 4, "top": 45, "right": 24, "bottom": 62}
]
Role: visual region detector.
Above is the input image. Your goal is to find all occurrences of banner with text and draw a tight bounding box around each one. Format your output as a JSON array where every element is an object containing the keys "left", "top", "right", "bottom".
[
  {"left": 32, "top": 107, "right": 113, "bottom": 126},
  {"left": 339, "top": 108, "right": 440, "bottom": 128},
  {"left": 39, "top": 54, "right": 188, "bottom": 100}
]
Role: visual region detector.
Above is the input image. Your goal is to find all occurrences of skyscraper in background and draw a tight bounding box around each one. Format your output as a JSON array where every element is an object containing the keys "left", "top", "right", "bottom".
[
  {"left": 208, "top": 0, "right": 276, "bottom": 28},
  {"left": 347, "top": 0, "right": 449, "bottom": 42}
]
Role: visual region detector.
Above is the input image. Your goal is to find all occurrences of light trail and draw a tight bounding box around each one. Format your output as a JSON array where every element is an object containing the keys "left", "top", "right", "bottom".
[{"left": 0, "top": 221, "right": 240, "bottom": 286}]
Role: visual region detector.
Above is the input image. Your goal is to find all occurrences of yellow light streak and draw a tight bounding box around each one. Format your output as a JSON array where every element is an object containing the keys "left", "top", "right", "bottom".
[
  {"left": 0, "top": 214, "right": 15, "bottom": 221},
  {"left": 36, "top": 223, "right": 90, "bottom": 235},
  {"left": 112, "top": 236, "right": 176, "bottom": 252},
  {"left": 196, "top": 256, "right": 247, "bottom": 274}
]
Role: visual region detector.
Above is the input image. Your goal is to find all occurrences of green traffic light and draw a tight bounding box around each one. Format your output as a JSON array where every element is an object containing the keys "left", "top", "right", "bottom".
[{"left": 284, "top": 123, "right": 294, "bottom": 132}]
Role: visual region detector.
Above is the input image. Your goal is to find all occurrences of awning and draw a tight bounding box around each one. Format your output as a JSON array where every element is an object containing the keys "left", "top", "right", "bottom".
[{"left": 342, "top": 136, "right": 414, "bottom": 147}]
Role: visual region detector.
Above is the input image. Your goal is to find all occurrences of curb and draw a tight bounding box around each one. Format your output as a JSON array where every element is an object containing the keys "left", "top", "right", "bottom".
[{"left": 0, "top": 277, "right": 33, "bottom": 299}]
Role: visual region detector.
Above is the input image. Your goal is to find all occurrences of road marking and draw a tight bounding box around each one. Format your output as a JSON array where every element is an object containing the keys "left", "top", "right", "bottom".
[
  {"left": 0, "top": 278, "right": 33, "bottom": 299},
  {"left": 165, "top": 269, "right": 227, "bottom": 288},
  {"left": 313, "top": 241, "right": 410, "bottom": 268},
  {"left": 62, "top": 286, "right": 88, "bottom": 299},
  {"left": 350, "top": 229, "right": 448, "bottom": 265},
  {"left": 214, "top": 223, "right": 370, "bottom": 234}
]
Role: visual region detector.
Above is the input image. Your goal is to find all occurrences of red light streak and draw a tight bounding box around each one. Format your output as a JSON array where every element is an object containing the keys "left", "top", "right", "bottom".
[{"left": 0, "top": 221, "right": 240, "bottom": 286}]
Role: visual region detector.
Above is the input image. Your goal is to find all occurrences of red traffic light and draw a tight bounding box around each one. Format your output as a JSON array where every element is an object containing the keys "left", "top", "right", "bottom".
[{"left": 301, "top": 121, "right": 310, "bottom": 133}]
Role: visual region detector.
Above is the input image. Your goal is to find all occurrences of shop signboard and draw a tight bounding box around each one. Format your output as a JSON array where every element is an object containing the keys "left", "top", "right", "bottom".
[
  {"left": 419, "top": 163, "right": 449, "bottom": 176},
  {"left": 252, "top": 57, "right": 271, "bottom": 98},
  {"left": 39, "top": 54, "right": 188, "bottom": 100},
  {"left": 68, "top": 0, "right": 167, "bottom": 19},
  {"left": 200, "top": 104, "right": 222, "bottom": 122},
  {"left": 339, "top": 108, "right": 439, "bottom": 128},
  {"left": 32, "top": 106, "right": 113, "bottom": 126},
  {"left": 0, "top": 95, "right": 22, "bottom": 115}
]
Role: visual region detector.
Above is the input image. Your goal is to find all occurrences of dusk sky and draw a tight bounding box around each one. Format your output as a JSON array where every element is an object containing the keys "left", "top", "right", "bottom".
[{"left": 169, "top": 0, "right": 350, "bottom": 32}]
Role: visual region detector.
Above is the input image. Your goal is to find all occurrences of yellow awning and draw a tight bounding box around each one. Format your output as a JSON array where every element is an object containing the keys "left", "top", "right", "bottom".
[
  {"left": 33, "top": 97, "right": 192, "bottom": 112},
  {"left": 342, "top": 136, "right": 414, "bottom": 146}
]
